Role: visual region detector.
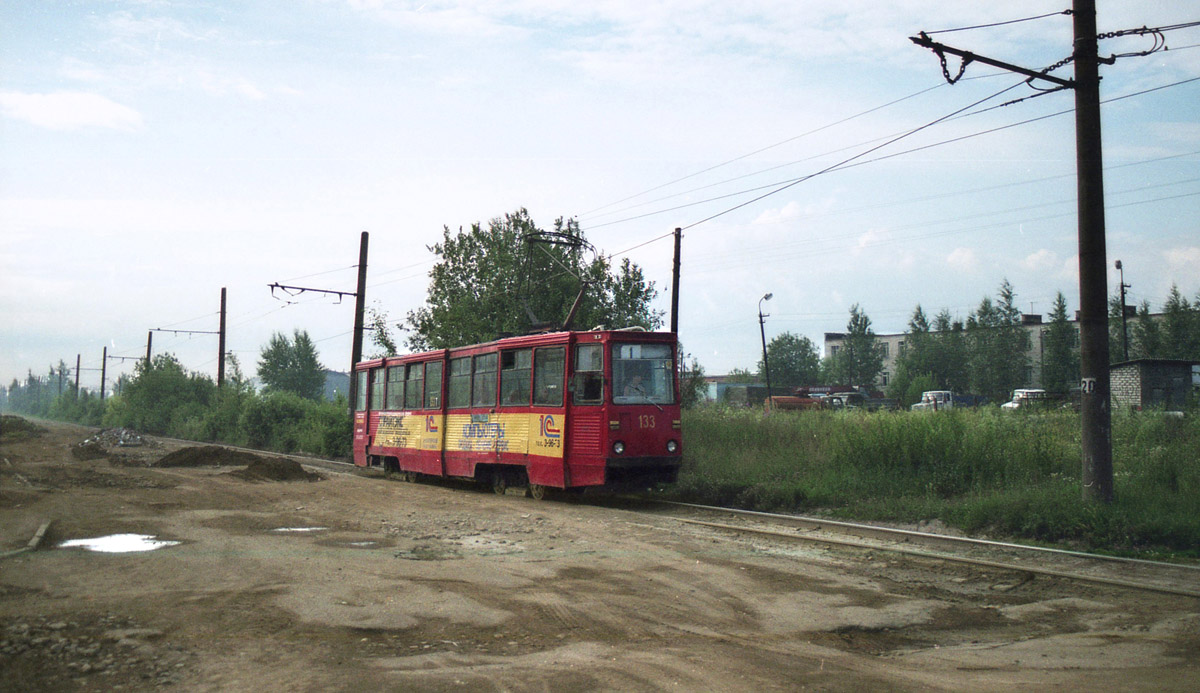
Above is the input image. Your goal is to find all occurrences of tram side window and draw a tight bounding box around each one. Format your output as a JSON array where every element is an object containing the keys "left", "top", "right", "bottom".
[
  {"left": 533, "top": 347, "right": 565, "bottom": 407},
  {"left": 386, "top": 365, "right": 405, "bottom": 410},
  {"left": 573, "top": 343, "right": 604, "bottom": 404},
  {"left": 424, "top": 361, "right": 443, "bottom": 409},
  {"left": 370, "top": 368, "right": 385, "bottom": 409},
  {"left": 472, "top": 352, "right": 498, "bottom": 407},
  {"left": 355, "top": 371, "right": 368, "bottom": 411},
  {"left": 404, "top": 363, "right": 424, "bottom": 410},
  {"left": 448, "top": 357, "right": 471, "bottom": 409},
  {"left": 500, "top": 349, "right": 532, "bottom": 405}
]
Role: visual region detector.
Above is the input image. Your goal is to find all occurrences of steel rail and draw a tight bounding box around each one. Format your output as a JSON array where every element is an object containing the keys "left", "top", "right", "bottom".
[
  {"left": 654, "top": 500, "right": 1200, "bottom": 572},
  {"left": 672, "top": 516, "right": 1200, "bottom": 600}
]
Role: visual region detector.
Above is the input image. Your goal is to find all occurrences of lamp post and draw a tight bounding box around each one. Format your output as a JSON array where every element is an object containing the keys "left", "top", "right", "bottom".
[
  {"left": 1115, "top": 260, "right": 1130, "bottom": 362},
  {"left": 758, "top": 293, "right": 773, "bottom": 405}
]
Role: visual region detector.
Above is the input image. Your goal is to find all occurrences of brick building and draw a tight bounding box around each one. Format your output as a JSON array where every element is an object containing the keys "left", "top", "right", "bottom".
[{"left": 1110, "top": 359, "right": 1199, "bottom": 411}]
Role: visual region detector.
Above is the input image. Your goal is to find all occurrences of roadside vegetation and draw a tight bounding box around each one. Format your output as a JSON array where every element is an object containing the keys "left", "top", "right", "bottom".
[
  {"left": 4, "top": 352, "right": 351, "bottom": 460},
  {"left": 673, "top": 405, "right": 1200, "bottom": 556}
]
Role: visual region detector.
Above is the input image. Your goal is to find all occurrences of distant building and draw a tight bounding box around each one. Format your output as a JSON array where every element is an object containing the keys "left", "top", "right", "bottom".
[
  {"left": 1110, "top": 359, "right": 1199, "bottom": 411},
  {"left": 824, "top": 312, "right": 1164, "bottom": 390},
  {"left": 702, "top": 375, "right": 768, "bottom": 406}
]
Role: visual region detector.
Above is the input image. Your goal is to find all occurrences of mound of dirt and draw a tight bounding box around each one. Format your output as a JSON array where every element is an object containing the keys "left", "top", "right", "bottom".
[
  {"left": 71, "top": 441, "right": 108, "bottom": 461},
  {"left": 155, "top": 446, "right": 269, "bottom": 468},
  {"left": 225, "top": 457, "right": 323, "bottom": 483},
  {"left": 1, "top": 415, "right": 46, "bottom": 442}
]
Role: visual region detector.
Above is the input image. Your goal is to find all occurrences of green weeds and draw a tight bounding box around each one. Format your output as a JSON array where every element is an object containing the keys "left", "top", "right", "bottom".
[{"left": 673, "top": 406, "right": 1200, "bottom": 555}]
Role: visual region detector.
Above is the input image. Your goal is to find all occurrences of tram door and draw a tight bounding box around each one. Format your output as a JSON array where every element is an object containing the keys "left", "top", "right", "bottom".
[{"left": 528, "top": 345, "right": 567, "bottom": 487}]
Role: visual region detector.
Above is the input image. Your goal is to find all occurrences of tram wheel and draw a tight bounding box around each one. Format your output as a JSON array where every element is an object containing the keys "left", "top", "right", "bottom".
[
  {"left": 492, "top": 473, "right": 507, "bottom": 495},
  {"left": 528, "top": 484, "right": 547, "bottom": 501}
]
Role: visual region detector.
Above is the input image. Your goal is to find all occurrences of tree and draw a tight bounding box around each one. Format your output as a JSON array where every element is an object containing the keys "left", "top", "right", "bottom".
[
  {"left": 830, "top": 304, "right": 884, "bottom": 387},
  {"left": 118, "top": 354, "right": 215, "bottom": 434},
  {"left": 1161, "top": 284, "right": 1197, "bottom": 360},
  {"left": 366, "top": 304, "right": 400, "bottom": 358},
  {"left": 405, "top": 209, "right": 661, "bottom": 350},
  {"left": 257, "top": 329, "right": 325, "bottom": 400},
  {"left": 759, "top": 332, "right": 820, "bottom": 389},
  {"left": 679, "top": 350, "right": 707, "bottom": 409},
  {"left": 1132, "top": 300, "right": 1162, "bottom": 359},
  {"left": 930, "top": 309, "right": 969, "bottom": 391},
  {"left": 964, "top": 280, "right": 1029, "bottom": 401},
  {"left": 1041, "top": 291, "right": 1078, "bottom": 394}
]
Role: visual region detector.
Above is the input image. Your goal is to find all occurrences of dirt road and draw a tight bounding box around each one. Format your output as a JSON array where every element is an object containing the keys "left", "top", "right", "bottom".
[{"left": 2, "top": 417, "right": 1197, "bottom": 691}]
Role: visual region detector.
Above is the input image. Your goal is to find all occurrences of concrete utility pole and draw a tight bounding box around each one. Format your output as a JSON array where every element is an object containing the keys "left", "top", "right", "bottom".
[
  {"left": 671, "top": 227, "right": 682, "bottom": 335},
  {"left": 218, "top": 287, "right": 227, "bottom": 387},
  {"left": 912, "top": 0, "right": 1114, "bottom": 503},
  {"left": 1073, "top": 0, "right": 1113, "bottom": 503},
  {"left": 758, "top": 293, "right": 773, "bottom": 402},
  {"left": 269, "top": 232, "right": 370, "bottom": 413},
  {"left": 1116, "top": 260, "right": 1130, "bottom": 362},
  {"left": 349, "top": 231, "right": 369, "bottom": 411}
]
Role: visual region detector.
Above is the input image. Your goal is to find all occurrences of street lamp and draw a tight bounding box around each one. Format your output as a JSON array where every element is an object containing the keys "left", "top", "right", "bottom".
[
  {"left": 758, "top": 293, "right": 774, "bottom": 406},
  {"left": 1115, "top": 260, "right": 1130, "bottom": 362}
]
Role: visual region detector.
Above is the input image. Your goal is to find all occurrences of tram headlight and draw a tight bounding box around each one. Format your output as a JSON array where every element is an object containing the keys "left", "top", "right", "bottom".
[
  {"left": 612, "top": 441, "right": 626, "bottom": 455},
  {"left": 666, "top": 440, "right": 678, "bottom": 453}
]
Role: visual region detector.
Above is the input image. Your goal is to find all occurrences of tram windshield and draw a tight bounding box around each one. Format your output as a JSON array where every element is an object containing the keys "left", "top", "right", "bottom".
[{"left": 612, "top": 342, "right": 675, "bottom": 405}]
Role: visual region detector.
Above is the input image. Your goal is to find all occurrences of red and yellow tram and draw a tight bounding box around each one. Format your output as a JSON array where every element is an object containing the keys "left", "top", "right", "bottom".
[{"left": 352, "top": 328, "right": 682, "bottom": 497}]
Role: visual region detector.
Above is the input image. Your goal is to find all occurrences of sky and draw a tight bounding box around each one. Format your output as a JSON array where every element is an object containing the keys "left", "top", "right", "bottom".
[{"left": 3, "top": 0, "right": 1198, "bottom": 393}]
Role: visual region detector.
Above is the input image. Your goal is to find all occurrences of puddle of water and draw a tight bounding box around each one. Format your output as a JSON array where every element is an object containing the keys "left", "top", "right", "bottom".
[
  {"left": 270, "top": 527, "right": 328, "bottom": 533},
  {"left": 58, "top": 534, "right": 180, "bottom": 553},
  {"left": 347, "top": 541, "right": 377, "bottom": 547}
]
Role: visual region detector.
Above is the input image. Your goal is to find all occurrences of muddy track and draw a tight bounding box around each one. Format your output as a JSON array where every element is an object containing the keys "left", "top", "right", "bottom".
[{"left": 2, "top": 418, "right": 1198, "bottom": 691}]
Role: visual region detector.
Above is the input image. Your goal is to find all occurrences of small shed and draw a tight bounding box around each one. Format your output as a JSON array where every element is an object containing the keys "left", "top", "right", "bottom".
[{"left": 1110, "top": 359, "right": 1199, "bottom": 411}]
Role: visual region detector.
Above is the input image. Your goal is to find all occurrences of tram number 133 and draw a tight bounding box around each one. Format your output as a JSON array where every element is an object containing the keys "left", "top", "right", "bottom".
[{"left": 638, "top": 415, "right": 656, "bottom": 429}]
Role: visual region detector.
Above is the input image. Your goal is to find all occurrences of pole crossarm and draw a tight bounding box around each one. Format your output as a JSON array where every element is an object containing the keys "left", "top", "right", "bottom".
[
  {"left": 910, "top": 32, "right": 1075, "bottom": 88},
  {"left": 151, "top": 328, "right": 220, "bottom": 336},
  {"left": 268, "top": 282, "right": 358, "bottom": 303},
  {"left": 106, "top": 355, "right": 143, "bottom": 362}
]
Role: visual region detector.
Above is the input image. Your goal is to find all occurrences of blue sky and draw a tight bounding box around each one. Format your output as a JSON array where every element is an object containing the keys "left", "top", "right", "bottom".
[{"left": 3, "top": 1, "right": 1198, "bottom": 391}]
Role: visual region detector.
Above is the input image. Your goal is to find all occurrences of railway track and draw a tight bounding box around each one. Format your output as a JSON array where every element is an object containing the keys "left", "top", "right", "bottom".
[
  {"left": 147, "top": 435, "right": 1200, "bottom": 599},
  {"left": 624, "top": 499, "right": 1200, "bottom": 600}
]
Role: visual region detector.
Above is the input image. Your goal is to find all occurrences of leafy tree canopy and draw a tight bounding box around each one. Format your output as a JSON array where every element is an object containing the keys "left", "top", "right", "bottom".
[
  {"left": 257, "top": 329, "right": 325, "bottom": 400},
  {"left": 759, "top": 332, "right": 820, "bottom": 389},
  {"left": 405, "top": 209, "right": 662, "bottom": 351}
]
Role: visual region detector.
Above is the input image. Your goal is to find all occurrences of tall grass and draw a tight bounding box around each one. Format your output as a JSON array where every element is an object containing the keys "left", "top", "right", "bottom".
[{"left": 674, "top": 406, "right": 1200, "bottom": 554}]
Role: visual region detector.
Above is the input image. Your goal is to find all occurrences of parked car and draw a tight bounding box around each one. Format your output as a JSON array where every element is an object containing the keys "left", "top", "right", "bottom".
[{"left": 1001, "top": 388, "right": 1049, "bottom": 410}]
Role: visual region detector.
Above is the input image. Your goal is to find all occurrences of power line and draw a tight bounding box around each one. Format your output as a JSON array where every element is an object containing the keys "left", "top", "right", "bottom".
[
  {"left": 679, "top": 80, "right": 1029, "bottom": 230},
  {"left": 924, "top": 9, "right": 1073, "bottom": 36},
  {"left": 591, "top": 74, "right": 1199, "bottom": 237},
  {"left": 580, "top": 82, "right": 950, "bottom": 218}
]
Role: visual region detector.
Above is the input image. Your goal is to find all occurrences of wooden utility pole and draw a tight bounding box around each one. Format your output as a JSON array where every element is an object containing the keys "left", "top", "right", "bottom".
[
  {"left": 74, "top": 354, "right": 81, "bottom": 396},
  {"left": 100, "top": 347, "right": 107, "bottom": 400},
  {"left": 349, "top": 231, "right": 369, "bottom": 412},
  {"left": 145, "top": 331, "right": 153, "bottom": 370},
  {"left": 218, "top": 287, "right": 227, "bottom": 387},
  {"left": 1072, "top": 0, "right": 1113, "bottom": 502}
]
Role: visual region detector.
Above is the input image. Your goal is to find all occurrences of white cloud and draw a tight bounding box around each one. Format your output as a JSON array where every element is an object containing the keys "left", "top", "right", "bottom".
[
  {"left": 1021, "top": 249, "right": 1058, "bottom": 272},
  {"left": 946, "top": 247, "right": 977, "bottom": 272},
  {"left": 0, "top": 91, "right": 143, "bottom": 131},
  {"left": 753, "top": 201, "right": 803, "bottom": 225},
  {"left": 1164, "top": 246, "right": 1200, "bottom": 274}
]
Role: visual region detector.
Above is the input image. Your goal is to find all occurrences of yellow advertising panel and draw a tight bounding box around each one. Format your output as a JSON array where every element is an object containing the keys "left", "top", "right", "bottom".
[
  {"left": 375, "top": 413, "right": 444, "bottom": 451},
  {"left": 376, "top": 412, "right": 563, "bottom": 459}
]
